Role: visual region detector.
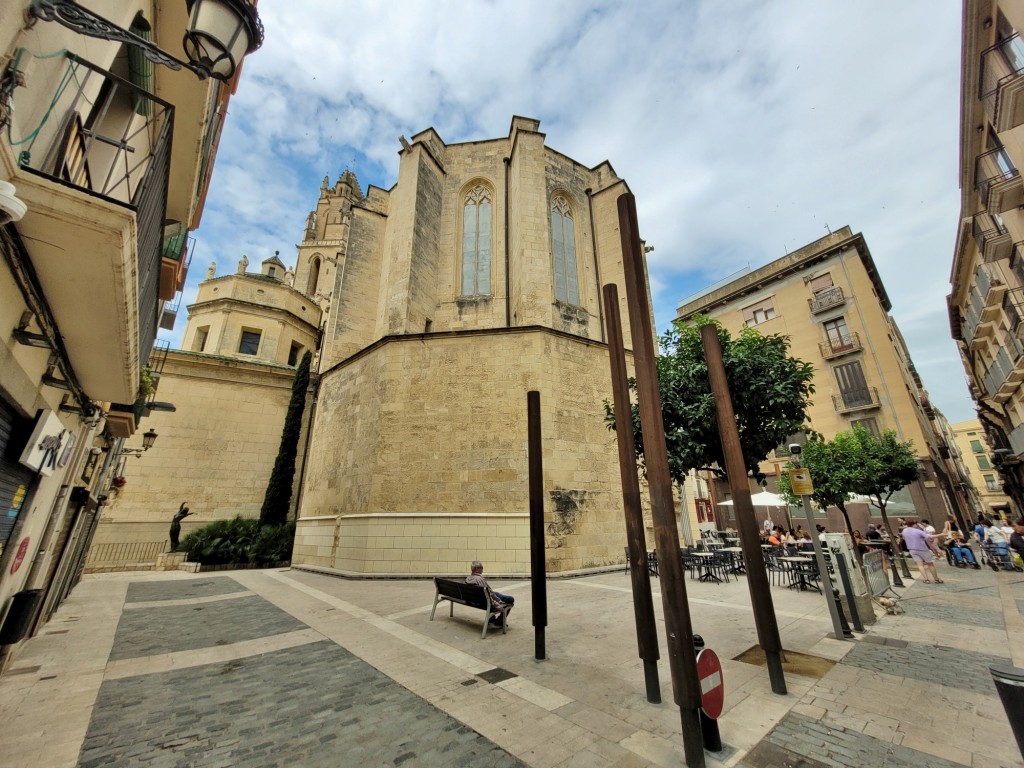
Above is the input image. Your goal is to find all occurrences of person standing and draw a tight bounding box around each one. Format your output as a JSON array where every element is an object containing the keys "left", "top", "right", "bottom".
[
  {"left": 466, "top": 561, "right": 514, "bottom": 627},
  {"left": 902, "top": 520, "right": 943, "bottom": 584},
  {"left": 1009, "top": 519, "right": 1024, "bottom": 569}
]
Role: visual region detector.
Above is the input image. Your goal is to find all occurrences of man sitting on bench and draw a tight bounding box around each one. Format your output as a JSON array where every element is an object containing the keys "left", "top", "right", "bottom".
[{"left": 466, "top": 560, "right": 514, "bottom": 628}]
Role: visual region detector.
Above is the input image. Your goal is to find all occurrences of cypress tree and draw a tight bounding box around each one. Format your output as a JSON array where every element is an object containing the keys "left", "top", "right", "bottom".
[{"left": 260, "top": 351, "right": 312, "bottom": 527}]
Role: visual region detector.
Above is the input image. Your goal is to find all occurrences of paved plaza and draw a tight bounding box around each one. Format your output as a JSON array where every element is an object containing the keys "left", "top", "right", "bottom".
[{"left": 0, "top": 559, "right": 1021, "bottom": 767}]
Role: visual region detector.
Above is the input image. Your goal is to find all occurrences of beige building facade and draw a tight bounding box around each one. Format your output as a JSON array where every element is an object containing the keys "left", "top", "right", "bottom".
[
  {"left": 293, "top": 117, "right": 643, "bottom": 575},
  {"left": 87, "top": 256, "right": 321, "bottom": 569},
  {"left": 677, "top": 227, "right": 961, "bottom": 533},
  {"left": 0, "top": 0, "right": 258, "bottom": 644},
  {"left": 951, "top": 418, "right": 1014, "bottom": 520},
  {"left": 948, "top": 0, "right": 1024, "bottom": 517}
]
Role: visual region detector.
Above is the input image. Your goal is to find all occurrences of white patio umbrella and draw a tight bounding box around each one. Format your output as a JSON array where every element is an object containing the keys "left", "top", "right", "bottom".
[{"left": 717, "top": 490, "right": 794, "bottom": 529}]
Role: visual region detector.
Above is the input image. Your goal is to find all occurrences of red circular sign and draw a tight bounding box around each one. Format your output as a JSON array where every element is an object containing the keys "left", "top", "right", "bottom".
[
  {"left": 696, "top": 648, "right": 724, "bottom": 719},
  {"left": 10, "top": 537, "right": 30, "bottom": 574}
]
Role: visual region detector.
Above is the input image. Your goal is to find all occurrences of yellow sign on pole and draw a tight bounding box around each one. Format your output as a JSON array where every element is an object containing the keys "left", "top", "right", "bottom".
[{"left": 789, "top": 467, "right": 814, "bottom": 496}]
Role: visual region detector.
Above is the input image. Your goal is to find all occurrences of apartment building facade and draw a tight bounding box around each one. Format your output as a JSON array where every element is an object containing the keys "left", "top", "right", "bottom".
[
  {"left": 950, "top": 418, "right": 1014, "bottom": 519},
  {"left": 678, "top": 227, "right": 962, "bottom": 533},
  {"left": 0, "top": 1, "right": 259, "bottom": 643},
  {"left": 949, "top": 0, "right": 1024, "bottom": 517}
]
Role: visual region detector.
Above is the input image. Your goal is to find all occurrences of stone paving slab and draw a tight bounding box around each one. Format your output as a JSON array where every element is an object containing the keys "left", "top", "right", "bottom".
[
  {"left": 743, "top": 711, "right": 971, "bottom": 768},
  {"left": 125, "top": 578, "right": 249, "bottom": 603},
  {"left": 79, "top": 640, "right": 524, "bottom": 768},
  {"left": 839, "top": 638, "right": 1011, "bottom": 696},
  {"left": 108, "top": 594, "right": 305, "bottom": 661}
]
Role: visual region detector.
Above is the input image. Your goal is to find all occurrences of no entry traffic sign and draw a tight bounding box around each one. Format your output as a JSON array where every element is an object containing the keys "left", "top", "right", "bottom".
[{"left": 696, "top": 648, "right": 724, "bottom": 719}]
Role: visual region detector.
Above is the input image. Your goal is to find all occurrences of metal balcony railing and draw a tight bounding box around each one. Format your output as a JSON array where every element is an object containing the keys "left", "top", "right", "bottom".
[
  {"left": 986, "top": 480, "right": 1003, "bottom": 491},
  {"left": 832, "top": 387, "right": 880, "bottom": 413},
  {"left": 975, "top": 146, "right": 1020, "bottom": 208},
  {"left": 808, "top": 286, "right": 846, "bottom": 314},
  {"left": 962, "top": 302, "right": 982, "bottom": 343},
  {"left": 980, "top": 33, "right": 1024, "bottom": 129},
  {"left": 983, "top": 348, "right": 1015, "bottom": 396},
  {"left": 8, "top": 53, "right": 174, "bottom": 364},
  {"left": 818, "top": 333, "right": 861, "bottom": 359},
  {"left": 973, "top": 211, "right": 1012, "bottom": 262}
]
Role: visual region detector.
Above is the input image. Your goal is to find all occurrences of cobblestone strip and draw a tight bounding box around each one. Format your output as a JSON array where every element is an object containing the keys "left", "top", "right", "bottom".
[
  {"left": 78, "top": 641, "right": 525, "bottom": 768},
  {"left": 125, "top": 578, "right": 249, "bottom": 603},
  {"left": 109, "top": 594, "right": 306, "bottom": 661},
  {"left": 743, "top": 711, "right": 970, "bottom": 768},
  {"left": 896, "top": 597, "right": 1005, "bottom": 629},
  {"left": 840, "top": 639, "right": 1010, "bottom": 696}
]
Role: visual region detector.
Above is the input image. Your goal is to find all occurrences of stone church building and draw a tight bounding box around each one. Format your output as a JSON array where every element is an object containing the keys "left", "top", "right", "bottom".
[{"left": 93, "top": 117, "right": 648, "bottom": 576}]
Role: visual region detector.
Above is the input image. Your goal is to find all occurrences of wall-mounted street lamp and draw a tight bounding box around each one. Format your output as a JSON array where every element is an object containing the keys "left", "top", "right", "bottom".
[
  {"left": 28, "top": 0, "right": 264, "bottom": 81},
  {"left": 119, "top": 428, "right": 158, "bottom": 456}
]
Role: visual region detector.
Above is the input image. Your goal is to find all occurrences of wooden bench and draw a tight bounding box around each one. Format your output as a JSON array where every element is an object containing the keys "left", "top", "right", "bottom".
[{"left": 429, "top": 577, "right": 509, "bottom": 638}]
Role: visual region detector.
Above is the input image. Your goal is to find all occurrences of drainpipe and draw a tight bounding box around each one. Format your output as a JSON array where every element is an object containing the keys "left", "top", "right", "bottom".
[
  {"left": 503, "top": 157, "right": 511, "bottom": 327},
  {"left": 585, "top": 188, "right": 605, "bottom": 342}
]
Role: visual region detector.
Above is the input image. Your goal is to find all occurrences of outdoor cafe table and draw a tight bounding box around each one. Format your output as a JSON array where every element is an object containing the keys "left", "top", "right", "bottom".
[
  {"left": 692, "top": 551, "right": 722, "bottom": 582},
  {"left": 721, "top": 547, "right": 745, "bottom": 574},
  {"left": 779, "top": 556, "right": 819, "bottom": 592}
]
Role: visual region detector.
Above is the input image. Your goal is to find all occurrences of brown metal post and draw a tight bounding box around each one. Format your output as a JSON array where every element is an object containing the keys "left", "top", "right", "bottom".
[
  {"left": 527, "top": 391, "right": 547, "bottom": 661},
  {"left": 700, "top": 324, "right": 787, "bottom": 694},
  {"left": 617, "top": 192, "right": 705, "bottom": 767},
  {"left": 604, "top": 283, "right": 661, "bottom": 703}
]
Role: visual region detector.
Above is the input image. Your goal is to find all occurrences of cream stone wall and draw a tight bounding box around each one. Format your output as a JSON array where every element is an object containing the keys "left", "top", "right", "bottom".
[
  {"left": 292, "top": 513, "right": 529, "bottom": 575},
  {"left": 92, "top": 352, "right": 299, "bottom": 560},
  {"left": 183, "top": 273, "right": 320, "bottom": 364},
  {"left": 297, "top": 328, "right": 629, "bottom": 574}
]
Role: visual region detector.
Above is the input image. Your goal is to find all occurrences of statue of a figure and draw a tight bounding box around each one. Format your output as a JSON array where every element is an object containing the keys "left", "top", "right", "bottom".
[
  {"left": 285, "top": 265, "right": 295, "bottom": 286},
  {"left": 169, "top": 503, "right": 191, "bottom": 551},
  {"left": 237, "top": 254, "right": 248, "bottom": 274},
  {"left": 206, "top": 261, "right": 216, "bottom": 280}
]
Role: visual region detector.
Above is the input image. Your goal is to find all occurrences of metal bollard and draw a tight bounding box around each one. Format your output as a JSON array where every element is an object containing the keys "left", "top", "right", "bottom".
[
  {"left": 833, "top": 552, "right": 863, "bottom": 632},
  {"left": 693, "top": 635, "right": 722, "bottom": 752},
  {"left": 991, "top": 665, "right": 1024, "bottom": 759},
  {"left": 831, "top": 588, "right": 854, "bottom": 639},
  {"left": 887, "top": 552, "right": 904, "bottom": 587}
]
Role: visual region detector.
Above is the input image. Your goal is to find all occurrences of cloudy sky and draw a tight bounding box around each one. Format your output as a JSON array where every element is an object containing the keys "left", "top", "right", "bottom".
[{"left": 172, "top": 1, "right": 970, "bottom": 421}]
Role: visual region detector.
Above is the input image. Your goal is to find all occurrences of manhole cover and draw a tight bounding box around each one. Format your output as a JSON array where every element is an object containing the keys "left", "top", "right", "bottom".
[{"left": 733, "top": 646, "right": 835, "bottom": 679}]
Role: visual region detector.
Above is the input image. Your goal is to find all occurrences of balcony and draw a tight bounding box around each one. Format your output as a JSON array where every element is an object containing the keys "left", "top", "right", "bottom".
[
  {"left": 977, "top": 263, "right": 1009, "bottom": 322},
  {"left": 818, "top": 333, "right": 862, "bottom": 360},
  {"left": 980, "top": 34, "right": 1024, "bottom": 132},
  {"left": 976, "top": 147, "right": 1024, "bottom": 213},
  {"left": 973, "top": 211, "right": 1012, "bottom": 262},
  {"left": 832, "top": 387, "right": 881, "bottom": 414},
  {"left": 808, "top": 286, "right": 846, "bottom": 314},
  {"left": 1010, "top": 421, "right": 1024, "bottom": 455},
  {"left": 5, "top": 54, "right": 173, "bottom": 404}
]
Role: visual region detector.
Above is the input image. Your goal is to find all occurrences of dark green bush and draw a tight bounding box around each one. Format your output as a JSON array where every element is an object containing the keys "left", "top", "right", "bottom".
[
  {"left": 179, "top": 517, "right": 294, "bottom": 566},
  {"left": 250, "top": 522, "right": 296, "bottom": 565}
]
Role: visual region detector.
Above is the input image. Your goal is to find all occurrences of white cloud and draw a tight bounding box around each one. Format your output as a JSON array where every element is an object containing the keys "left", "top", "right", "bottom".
[{"left": 171, "top": 0, "right": 970, "bottom": 420}]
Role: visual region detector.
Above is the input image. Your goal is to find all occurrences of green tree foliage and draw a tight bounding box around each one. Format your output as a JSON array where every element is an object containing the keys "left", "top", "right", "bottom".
[
  {"left": 260, "top": 351, "right": 312, "bottom": 527},
  {"left": 606, "top": 316, "right": 815, "bottom": 486},
  {"left": 778, "top": 431, "right": 868, "bottom": 541},
  {"left": 847, "top": 426, "right": 920, "bottom": 540}
]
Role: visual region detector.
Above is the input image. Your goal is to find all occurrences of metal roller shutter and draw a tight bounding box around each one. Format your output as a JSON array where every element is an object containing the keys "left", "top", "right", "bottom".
[{"left": 0, "top": 401, "right": 35, "bottom": 553}]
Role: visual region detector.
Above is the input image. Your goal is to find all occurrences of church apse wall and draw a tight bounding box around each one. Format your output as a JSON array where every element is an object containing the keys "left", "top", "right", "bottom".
[{"left": 292, "top": 117, "right": 646, "bottom": 576}]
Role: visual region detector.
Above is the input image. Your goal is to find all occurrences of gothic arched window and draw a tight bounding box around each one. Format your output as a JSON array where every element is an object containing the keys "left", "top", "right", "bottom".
[
  {"left": 307, "top": 255, "right": 322, "bottom": 296},
  {"left": 461, "top": 185, "right": 492, "bottom": 295},
  {"left": 551, "top": 195, "right": 579, "bottom": 305}
]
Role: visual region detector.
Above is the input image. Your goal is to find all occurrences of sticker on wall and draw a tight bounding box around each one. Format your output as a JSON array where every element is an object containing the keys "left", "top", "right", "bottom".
[{"left": 10, "top": 536, "right": 29, "bottom": 574}]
